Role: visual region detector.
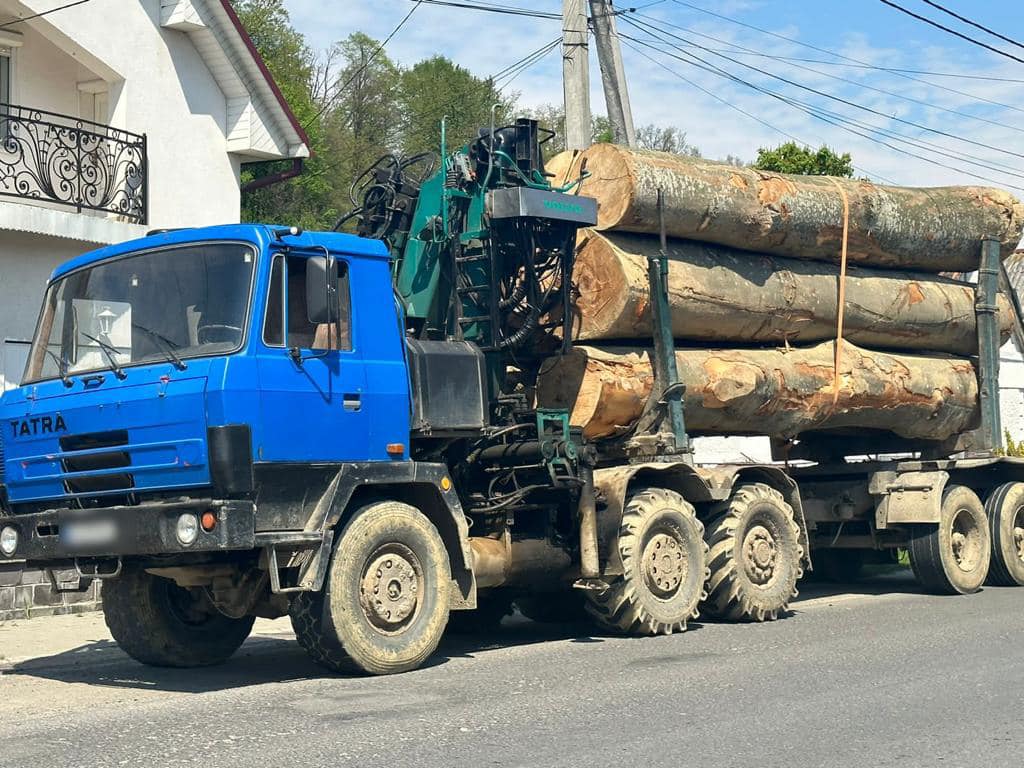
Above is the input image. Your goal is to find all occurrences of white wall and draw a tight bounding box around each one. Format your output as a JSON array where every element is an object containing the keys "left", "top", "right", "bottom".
[
  {"left": 0, "top": 231, "right": 92, "bottom": 390},
  {"left": 1000, "top": 338, "right": 1024, "bottom": 445},
  {"left": 10, "top": 0, "right": 241, "bottom": 228}
]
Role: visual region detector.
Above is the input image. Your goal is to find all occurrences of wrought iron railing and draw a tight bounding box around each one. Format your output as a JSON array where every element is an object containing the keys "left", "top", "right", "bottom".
[{"left": 0, "top": 103, "right": 147, "bottom": 223}]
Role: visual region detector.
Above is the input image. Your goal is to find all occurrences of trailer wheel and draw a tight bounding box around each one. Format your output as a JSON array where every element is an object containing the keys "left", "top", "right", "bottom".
[
  {"left": 984, "top": 482, "right": 1024, "bottom": 586},
  {"left": 703, "top": 483, "right": 803, "bottom": 622},
  {"left": 909, "top": 485, "right": 990, "bottom": 595},
  {"left": 585, "top": 487, "right": 707, "bottom": 635},
  {"left": 103, "top": 567, "right": 255, "bottom": 668},
  {"left": 297, "top": 500, "right": 451, "bottom": 675}
]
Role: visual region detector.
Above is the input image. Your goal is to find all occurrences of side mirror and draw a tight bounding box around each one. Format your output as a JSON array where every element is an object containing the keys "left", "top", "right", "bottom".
[{"left": 306, "top": 255, "right": 339, "bottom": 325}]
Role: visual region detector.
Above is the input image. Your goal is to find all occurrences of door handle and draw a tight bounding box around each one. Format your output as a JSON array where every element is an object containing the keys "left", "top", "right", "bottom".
[{"left": 343, "top": 393, "right": 361, "bottom": 411}]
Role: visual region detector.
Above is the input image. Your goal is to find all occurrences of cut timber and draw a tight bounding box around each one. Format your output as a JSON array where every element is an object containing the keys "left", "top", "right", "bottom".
[
  {"left": 572, "top": 231, "right": 1013, "bottom": 355},
  {"left": 554, "top": 145, "right": 1024, "bottom": 272},
  {"left": 536, "top": 342, "right": 978, "bottom": 442}
]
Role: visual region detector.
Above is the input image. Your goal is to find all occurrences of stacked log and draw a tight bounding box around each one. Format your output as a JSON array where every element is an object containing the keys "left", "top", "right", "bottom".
[
  {"left": 571, "top": 231, "right": 1013, "bottom": 355},
  {"left": 535, "top": 146, "right": 1024, "bottom": 445},
  {"left": 536, "top": 342, "right": 979, "bottom": 442},
  {"left": 555, "top": 144, "right": 1024, "bottom": 271}
]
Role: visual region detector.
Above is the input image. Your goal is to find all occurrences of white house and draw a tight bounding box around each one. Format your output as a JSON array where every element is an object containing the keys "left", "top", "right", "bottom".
[{"left": 0, "top": 0, "right": 309, "bottom": 389}]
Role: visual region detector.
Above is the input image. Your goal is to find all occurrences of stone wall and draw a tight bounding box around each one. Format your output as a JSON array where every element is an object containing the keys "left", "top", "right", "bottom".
[{"left": 0, "top": 563, "right": 102, "bottom": 622}]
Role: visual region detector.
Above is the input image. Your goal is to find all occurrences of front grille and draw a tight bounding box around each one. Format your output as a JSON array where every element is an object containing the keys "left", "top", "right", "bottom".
[{"left": 59, "top": 430, "right": 134, "bottom": 495}]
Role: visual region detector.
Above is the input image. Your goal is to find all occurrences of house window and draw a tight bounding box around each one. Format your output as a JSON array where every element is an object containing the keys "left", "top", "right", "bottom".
[
  {"left": 0, "top": 49, "right": 10, "bottom": 104},
  {"left": 77, "top": 80, "right": 109, "bottom": 125},
  {"left": 263, "top": 254, "right": 353, "bottom": 351}
]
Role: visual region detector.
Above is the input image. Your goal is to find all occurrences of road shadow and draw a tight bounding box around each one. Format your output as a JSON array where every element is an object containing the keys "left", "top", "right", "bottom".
[
  {"left": 795, "top": 566, "right": 927, "bottom": 602},
  {"left": 2, "top": 613, "right": 609, "bottom": 695}
]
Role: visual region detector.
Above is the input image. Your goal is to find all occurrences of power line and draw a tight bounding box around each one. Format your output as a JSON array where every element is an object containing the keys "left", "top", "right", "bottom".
[
  {"left": 624, "top": 14, "right": 1024, "bottom": 163},
  {"left": 633, "top": 11, "right": 1024, "bottom": 139},
  {"left": 410, "top": 0, "right": 560, "bottom": 19},
  {"left": 619, "top": 36, "right": 896, "bottom": 182},
  {"left": 0, "top": 0, "right": 92, "bottom": 31},
  {"left": 919, "top": 0, "right": 1024, "bottom": 52},
  {"left": 492, "top": 38, "right": 561, "bottom": 87},
  {"left": 877, "top": 0, "right": 1024, "bottom": 65},
  {"left": 670, "top": 0, "right": 1024, "bottom": 116},
  {"left": 306, "top": 1, "right": 424, "bottom": 129},
  {"left": 619, "top": 27, "right": 1024, "bottom": 191}
]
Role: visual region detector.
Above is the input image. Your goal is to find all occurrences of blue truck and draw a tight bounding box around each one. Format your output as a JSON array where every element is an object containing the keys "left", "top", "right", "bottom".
[{"left": 1, "top": 119, "right": 1022, "bottom": 675}]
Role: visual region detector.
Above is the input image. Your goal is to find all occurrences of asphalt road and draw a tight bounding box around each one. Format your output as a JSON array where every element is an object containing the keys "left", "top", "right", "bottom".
[{"left": 1, "top": 571, "right": 1021, "bottom": 768}]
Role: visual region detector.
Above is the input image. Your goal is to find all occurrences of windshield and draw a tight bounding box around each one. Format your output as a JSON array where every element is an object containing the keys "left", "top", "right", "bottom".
[{"left": 23, "top": 243, "right": 256, "bottom": 384}]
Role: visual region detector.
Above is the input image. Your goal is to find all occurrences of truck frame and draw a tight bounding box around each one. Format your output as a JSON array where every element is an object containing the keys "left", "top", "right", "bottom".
[{"left": 0, "top": 119, "right": 1022, "bottom": 675}]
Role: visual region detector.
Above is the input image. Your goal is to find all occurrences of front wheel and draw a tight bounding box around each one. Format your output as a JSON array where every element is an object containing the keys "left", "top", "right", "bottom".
[
  {"left": 585, "top": 487, "right": 708, "bottom": 636},
  {"left": 103, "top": 567, "right": 255, "bottom": 667},
  {"left": 909, "top": 485, "right": 990, "bottom": 595},
  {"left": 293, "top": 500, "right": 451, "bottom": 675}
]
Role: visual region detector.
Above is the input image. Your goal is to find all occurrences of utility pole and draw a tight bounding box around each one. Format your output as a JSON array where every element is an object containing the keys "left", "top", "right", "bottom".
[
  {"left": 588, "top": 0, "right": 636, "bottom": 147},
  {"left": 562, "top": 0, "right": 592, "bottom": 151}
]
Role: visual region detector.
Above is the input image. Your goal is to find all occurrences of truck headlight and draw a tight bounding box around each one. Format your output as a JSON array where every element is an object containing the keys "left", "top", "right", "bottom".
[
  {"left": 175, "top": 513, "right": 199, "bottom": 546},
  {"left": 0, "top": 525, "right": 18, "bottom": 556}
]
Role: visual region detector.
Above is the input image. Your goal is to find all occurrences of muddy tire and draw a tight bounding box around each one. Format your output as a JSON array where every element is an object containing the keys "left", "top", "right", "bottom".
[
  {"left": 299, "top": 500, "right": 450, "bottom": 675},
  {"left": 103, "top": 567, "right": 254, "bottom": 668},
  {"left": 703, "top": 483, "right": 803, "bottom": 622},
  {"left": 909, "top": 485, "right": 990, "bottom": 595},
  {"left": 984, "top": 482, "right": 1024, "bottom": 586},
  {"left": 585, "top": 487, "right": 707, "bottom": 635}
]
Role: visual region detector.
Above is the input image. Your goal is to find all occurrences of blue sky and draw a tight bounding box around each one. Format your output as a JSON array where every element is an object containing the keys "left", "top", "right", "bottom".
[{"left": 283, "top": 1, "right": 1024, "bottom": 192}]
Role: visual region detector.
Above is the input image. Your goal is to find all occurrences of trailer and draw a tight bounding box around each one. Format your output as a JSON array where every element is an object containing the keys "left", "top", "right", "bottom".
[{"left": 0, "top": 119, "right": 1021, "bottom": 675}]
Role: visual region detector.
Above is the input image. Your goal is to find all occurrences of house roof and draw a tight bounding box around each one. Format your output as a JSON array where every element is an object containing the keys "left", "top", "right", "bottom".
[
  {"left": 162, "top": 0, "right": 310, "bottom": 161},
  {"left": 214, "top": 0, "right": 311, "bottom": 151}
]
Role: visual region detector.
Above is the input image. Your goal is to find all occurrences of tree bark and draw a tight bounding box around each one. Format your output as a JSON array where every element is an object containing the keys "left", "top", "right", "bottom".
[
  {"left": 552, "top": 145, "right": 1024, "bottom": 272},
  {"left": 536, "top": 342, "right": 978, "bottom": 442},
  {"left": 570, "top": 231, "right": 1013, "bottom": 355}
]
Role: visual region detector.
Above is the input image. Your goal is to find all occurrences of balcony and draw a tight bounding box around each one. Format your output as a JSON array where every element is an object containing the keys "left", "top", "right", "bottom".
[{"left": 0, "top": 103, "right": 147, "bottom": 224}]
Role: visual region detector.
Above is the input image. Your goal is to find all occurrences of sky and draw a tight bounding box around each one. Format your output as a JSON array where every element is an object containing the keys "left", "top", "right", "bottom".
[{"left": 282, "top": 0, "right": 1024, "bottom": 193}]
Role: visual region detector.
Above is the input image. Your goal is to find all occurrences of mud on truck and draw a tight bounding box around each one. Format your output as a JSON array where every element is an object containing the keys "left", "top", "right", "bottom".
[{"left": 0, "top": 119, "right": 1022, "bottom": 675}]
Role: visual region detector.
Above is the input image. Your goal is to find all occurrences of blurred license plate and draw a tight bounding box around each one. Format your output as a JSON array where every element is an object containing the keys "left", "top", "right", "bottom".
[{"left": 62, "top": 518, "right": 119, "bottom": 549}]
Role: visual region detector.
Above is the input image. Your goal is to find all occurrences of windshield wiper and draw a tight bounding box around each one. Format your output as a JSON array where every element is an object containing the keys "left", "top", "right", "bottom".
[
  {"left": 132, "top": 323, "right": 187, "bottom": 370},
  {"left": 80, "top": 332, "right": 127, "bottom": 380},
  {"left": 43, "top": 348, "right": 73, "bottom": 388}
]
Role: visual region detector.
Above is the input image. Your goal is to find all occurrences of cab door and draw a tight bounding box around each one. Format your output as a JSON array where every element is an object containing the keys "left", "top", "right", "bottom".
[{"left": 255, "top": 250, "right": 369, "bottom": 462}]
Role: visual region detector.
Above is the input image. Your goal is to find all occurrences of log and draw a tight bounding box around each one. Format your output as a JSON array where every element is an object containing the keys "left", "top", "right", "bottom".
[
  {"left": 553, "top": 145, "right": 1024, "bottom": 272},
  {"left": 571, "top": 231, "right": 1013, "bottom": 355},
  {"left": 535, "top": 342, "right": 978, "bottom": 442}
]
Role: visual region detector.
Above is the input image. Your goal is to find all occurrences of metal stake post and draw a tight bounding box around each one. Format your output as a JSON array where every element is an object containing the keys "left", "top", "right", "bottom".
[{"left": 976, "top": 237, "right": 1003, "bottom": 453}]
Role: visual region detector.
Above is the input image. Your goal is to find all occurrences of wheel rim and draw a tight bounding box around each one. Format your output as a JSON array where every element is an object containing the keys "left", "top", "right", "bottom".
[
  {"left": 741, "top": 522, "right": 779, "bottom": 587},
  {"left": 163, "top": 581, "right": 216, "bottom": 627},
  {"left": 359, "top": 543, "right": 423, "bottom": 635},
  {"left": 641, "top": 530, "right": 688, "bottom": 599},
  {"left": 949, "top": 506, "right": 984, "bottom": 573},
  {"left": 1012, "top": 504, "right": 1024, "bottom": 566}
]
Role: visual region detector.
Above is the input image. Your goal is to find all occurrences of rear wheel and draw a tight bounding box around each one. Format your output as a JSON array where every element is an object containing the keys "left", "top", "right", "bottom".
[
  {"left": 984, "top": 482, "right": 1024, "bottom": 586},
  {"left": 703, "top": 483, "right": 803, "bottom": 621},
  {"left": 104, "top": 567, "right": 254, "bottom": 668},
  {"left": 293, "top": 501, "right": 451, "bottom": 675},
  {"left": 585, "top": 487, "right": 707, "bottom": 635},
  {"left": 909, "top": 485, "right": 990, "bottom": 595}
]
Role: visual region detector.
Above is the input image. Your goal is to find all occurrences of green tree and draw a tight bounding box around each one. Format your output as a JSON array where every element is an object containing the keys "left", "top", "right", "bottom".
[
  {"left": 320, "top": 33, "right": 403, "bottom": 222},
  {"left": 397, "top": 57, "right": 514, "bottom": 157},
  {"left": 233, "top": 0, "right": 334, "bottom": 228},
  {"left": 635, "top": 124, "right": 700, "bottom": 157},
  {"left": 754, "top": 142, "right": 854, "bottom": 177}
]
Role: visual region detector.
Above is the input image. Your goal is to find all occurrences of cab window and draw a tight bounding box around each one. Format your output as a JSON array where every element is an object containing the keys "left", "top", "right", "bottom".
[{"left": 263, "top": 254, "right": 352, "bottom": 351}]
